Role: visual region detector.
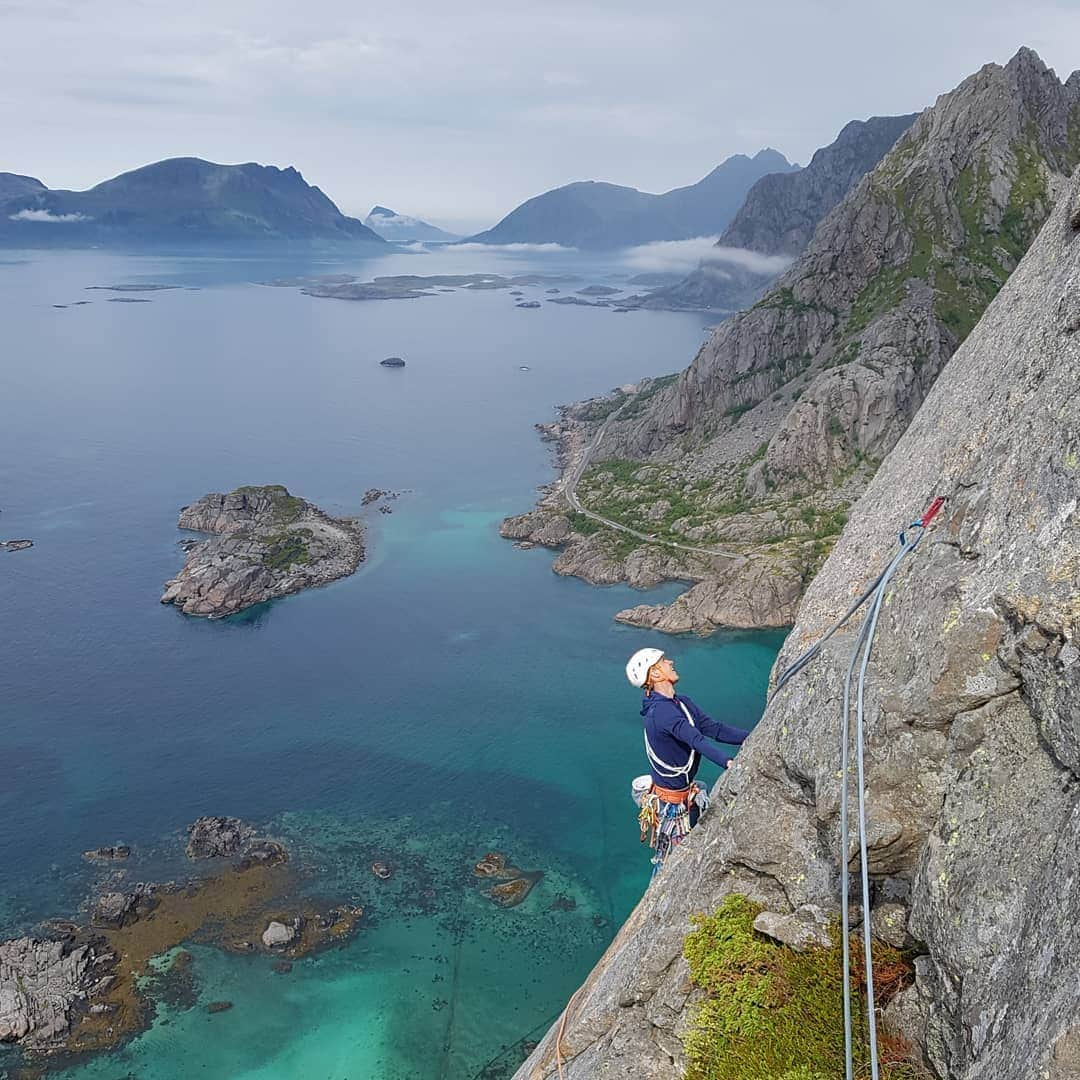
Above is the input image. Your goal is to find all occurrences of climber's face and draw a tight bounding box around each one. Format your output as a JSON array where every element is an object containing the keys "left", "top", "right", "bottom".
[{"left": 648, "top": 656, "right": 678, "bottom": 685}]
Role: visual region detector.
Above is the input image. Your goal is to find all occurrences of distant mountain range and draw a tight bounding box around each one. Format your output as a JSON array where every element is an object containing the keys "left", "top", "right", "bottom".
[
  {"left": 363, "top": 206, "right": 459, "bottom": 243},
  {"left": 0, "top": 158, "right": 386, "bottom": 249},
  {"left": 464, "top": 149, "right": 798, "bottom": 250},
  {"left": 0, "top": 172, "right": 47, "bottom": 200},
  {"left": 643, "top": 113, "right": 918, "bottom": 311}
]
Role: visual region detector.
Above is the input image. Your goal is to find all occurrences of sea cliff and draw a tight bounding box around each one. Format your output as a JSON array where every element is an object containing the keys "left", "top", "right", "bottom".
[{"left": 514, "top": 148, "right": 1080, "bottom": 1080}]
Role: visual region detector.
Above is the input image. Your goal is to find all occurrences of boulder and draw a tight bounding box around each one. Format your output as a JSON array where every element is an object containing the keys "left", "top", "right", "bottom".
[
  {"left": 0, "top": 937, "right": 93, "bottom": 1049},
  {"left": 92, "top": 892, "right": 139, "bottom": 930},
  {"left": 83, "top": 845, "right": 130, "bottom": 861},
  {"left": 753, "top": 908, "right": 833, "bottom": 952},
  {"left": 261, "top": 921, "right": 296, "bottom": 949},
  {"left": 490, "top": 873, "right": 543, "bottom": 908},
  {"left": 236, "top": 839, "right": 287, "bottom": 870},
  {"left": 186, "top": 816, "right": 254, "bottom": 859}
]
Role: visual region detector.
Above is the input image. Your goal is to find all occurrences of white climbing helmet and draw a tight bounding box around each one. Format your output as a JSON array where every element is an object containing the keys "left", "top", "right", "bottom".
[{"left": 626, "top": 647, "right": 665, "bottom": 688}]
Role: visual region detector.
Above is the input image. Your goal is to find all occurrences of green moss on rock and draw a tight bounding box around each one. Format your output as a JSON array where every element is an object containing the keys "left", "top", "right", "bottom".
[
  {"left": 261, "top": 528, "right": 313, "bottom": 570},
  {"left": 683, "top": 894, "right": 921, "bottom": 1080}
]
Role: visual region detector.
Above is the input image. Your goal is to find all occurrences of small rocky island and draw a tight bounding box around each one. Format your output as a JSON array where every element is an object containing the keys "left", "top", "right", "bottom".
[{"left": 161, "top": 485, "right": 363, "bottom": 618}]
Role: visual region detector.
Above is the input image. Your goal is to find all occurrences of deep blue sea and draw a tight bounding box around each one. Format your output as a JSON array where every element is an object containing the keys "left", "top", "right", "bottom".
[{"left": 0, "top": 246, "right": 785, "bottom": 1079}]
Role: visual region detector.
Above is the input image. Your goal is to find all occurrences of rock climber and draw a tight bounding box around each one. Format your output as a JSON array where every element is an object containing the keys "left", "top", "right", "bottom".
[{"left": 625, "top": 647, "right": 751, "bottom": 871}]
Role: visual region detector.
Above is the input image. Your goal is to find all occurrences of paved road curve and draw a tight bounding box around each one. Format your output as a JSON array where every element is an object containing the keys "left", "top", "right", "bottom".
[{"left": 562, "top": 390, "right": 743, "bottom": 562}]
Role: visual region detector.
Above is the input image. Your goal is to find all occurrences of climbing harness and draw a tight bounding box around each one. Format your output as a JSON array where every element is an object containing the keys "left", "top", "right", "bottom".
[
  {"left": 638, "top": 781, "right": 709, "bottom": 874},
  {"left": 770, "top": 496, "right": 945, "bottom": 1080},
  {"left": 636, "top": 698, "right": 711, "bottom": 874},
  {"left": 642, "top": 698, "right": 700, "bottom": 783}
]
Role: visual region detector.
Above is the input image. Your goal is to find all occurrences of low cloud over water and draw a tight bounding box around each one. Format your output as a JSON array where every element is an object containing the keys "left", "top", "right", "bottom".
[{"left": 618, "top": 236, "right": 792, "bottom": 276}]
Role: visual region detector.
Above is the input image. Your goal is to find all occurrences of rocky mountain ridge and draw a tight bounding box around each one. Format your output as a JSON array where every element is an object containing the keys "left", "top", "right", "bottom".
[
  {"left": 514, "top": 125, "right": 1080, "bottom": 1080},
  {"left": 465, "top": 149, "right": 797, "bottom": 250},
  {"left": 0, "top": 158, "right": 386, "bottom": 249},
  {"left": 643, "top": 113, "right": 918, "bottom": 312},
  {"left": 0, "top": 172, "right": 46, "bottom": 200},
  {"left": 504, "top": 48, "right": 1080, "bottom": 636}
]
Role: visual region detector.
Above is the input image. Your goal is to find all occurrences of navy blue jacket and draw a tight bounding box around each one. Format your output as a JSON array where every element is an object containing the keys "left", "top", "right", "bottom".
[{"left": 641, "top": 692, "right": 750, "bottom": 790}]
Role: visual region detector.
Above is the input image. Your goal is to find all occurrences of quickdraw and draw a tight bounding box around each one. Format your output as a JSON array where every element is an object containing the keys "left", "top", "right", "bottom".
[{"left": 638, "top": 783, "right": 709, "bottom": 875}]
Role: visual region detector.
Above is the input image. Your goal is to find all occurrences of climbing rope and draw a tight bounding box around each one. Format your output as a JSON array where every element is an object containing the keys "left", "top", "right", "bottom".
[{"left": 771, "top": 496, "right": 945, "bottom": 1080}]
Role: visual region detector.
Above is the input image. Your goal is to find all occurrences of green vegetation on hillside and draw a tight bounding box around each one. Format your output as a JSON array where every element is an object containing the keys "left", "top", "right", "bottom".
[
  {"left": 569, "top": 449, "right": 852, "bottom": 570},
  {"left": 261, "top": 528, "right": 313, "bottom": 570},
  {"left": 846, "top": 135, "right": 1052, "bottom": 347},
  {"left": 682, "top": 895, "right": 928, "bottom": 1080}
]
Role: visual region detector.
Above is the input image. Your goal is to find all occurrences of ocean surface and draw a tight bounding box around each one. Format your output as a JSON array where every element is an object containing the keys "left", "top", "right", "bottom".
[{"left": 0, "top": 246, "right": 785, "bottom": 1079}]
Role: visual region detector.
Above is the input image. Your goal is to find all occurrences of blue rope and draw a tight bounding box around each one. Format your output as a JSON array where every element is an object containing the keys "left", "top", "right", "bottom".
[{"left": 773, "top": 504, "right": 941, "bottom": 1080}]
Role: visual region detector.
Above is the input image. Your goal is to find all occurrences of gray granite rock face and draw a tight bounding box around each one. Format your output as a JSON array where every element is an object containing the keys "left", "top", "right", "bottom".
[
  {"left": 643, "top": 113, "right": 918, "bottom": 313},
  {"left": 0, "top": 937, "right": 93, "bottom": 1049},
  {"left": 724, "top": 114, "right": 920, "bottom": 258},
  {"left": 513, "top": 149, "right": 1080, "bottom": 1080}
]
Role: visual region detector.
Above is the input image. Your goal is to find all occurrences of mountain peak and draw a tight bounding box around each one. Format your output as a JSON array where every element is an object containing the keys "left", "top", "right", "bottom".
[
  {"left": 0, "top": 158, "right": 384, "bottom": 249},
  {"left": 362, "top": 205, "right": 459, "bottom": 242},
  {"left": 468, "top": 150, "right": 795, "bottom": 249},
  {"left": 1005, "top": 44, "right": 1053, "bottom": 76}
]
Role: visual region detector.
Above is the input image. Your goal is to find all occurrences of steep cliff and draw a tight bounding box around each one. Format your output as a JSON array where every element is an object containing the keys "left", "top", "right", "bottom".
[
  {"left": 645, "top": 113, "right": 917, "bottom": 312},
  {"left": 505, "top": 48, "right": 1080, "bottom": 635},
  {"left": 513, "top": 154, "right": 1080, "bottom": 1080}
]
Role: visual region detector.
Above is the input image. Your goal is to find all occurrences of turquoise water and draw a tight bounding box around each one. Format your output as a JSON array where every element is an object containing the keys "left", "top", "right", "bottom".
[{"left": 0, "top": 248, "right": 785, "bottom": 1078}]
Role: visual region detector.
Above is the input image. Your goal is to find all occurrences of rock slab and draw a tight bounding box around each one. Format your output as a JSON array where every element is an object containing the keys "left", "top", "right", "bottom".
[{"left": 0, "top": 937, "right": 93, "bottom": 1049}]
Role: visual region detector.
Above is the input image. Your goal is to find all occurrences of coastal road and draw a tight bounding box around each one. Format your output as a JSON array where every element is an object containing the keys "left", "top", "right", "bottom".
[{"left": 563, "top": 390, "right": 744, "bottom": 562}]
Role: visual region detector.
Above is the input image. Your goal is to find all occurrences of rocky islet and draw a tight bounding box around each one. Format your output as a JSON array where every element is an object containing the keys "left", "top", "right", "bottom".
[{"left": 160, "top": 484, "right": 364, "bottom": 618}]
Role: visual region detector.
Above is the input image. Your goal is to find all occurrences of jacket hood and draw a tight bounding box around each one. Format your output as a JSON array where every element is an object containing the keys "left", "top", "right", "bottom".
[{"left": 641, "top": 692, "right": 676, "bottom": 718}]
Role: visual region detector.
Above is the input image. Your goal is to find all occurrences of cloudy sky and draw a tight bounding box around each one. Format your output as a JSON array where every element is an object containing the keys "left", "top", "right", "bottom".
[{"left": 2, "top": 0, "right": 1078, "bottom": 232}]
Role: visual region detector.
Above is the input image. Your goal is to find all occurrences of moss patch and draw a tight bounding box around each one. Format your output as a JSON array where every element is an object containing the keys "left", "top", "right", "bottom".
[
  {"left": 261, "top": 527, "right": 313, "bottom": 570},
  {"left": 683, "top": 895, "right": 924, "bottom": 1080}
]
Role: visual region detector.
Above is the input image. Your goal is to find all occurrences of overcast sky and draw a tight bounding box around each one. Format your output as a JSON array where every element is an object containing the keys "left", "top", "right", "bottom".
[{"left": 2, "top": 1, "right": 1078, "bottom": 232}]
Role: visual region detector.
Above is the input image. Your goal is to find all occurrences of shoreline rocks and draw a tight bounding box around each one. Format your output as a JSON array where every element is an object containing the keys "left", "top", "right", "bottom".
[
  {"left": 82, "top": 845, "right": 130, "bottom": 862},
  {"left": 0, "top": 937, "right": 99, "bottom": 1049},
  {"left": 160, "top": 485, "right": 364, "bottom": 618},
  {"left": 1, "top": 816, "right": 362, "bottom": 1062},
  {"left": 186, "top": 816, "right": 255, "bottom": 859},
  {"left": 472, "top": 851, "right": 543, "bottom": 908}
]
